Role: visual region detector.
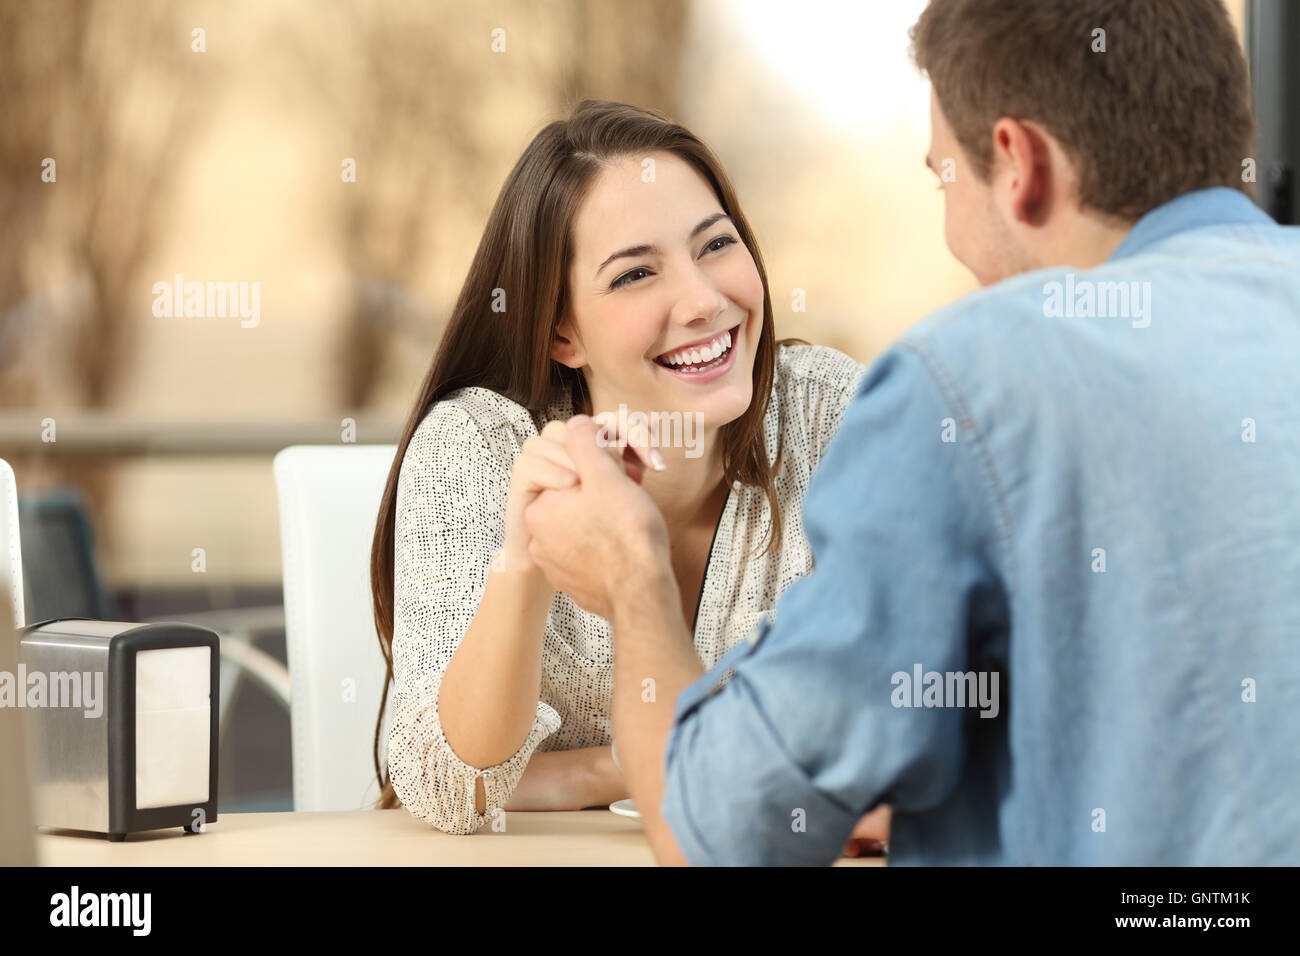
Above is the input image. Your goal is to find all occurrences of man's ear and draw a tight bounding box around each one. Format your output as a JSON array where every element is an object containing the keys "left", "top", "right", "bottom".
[
  {"left": 991, "top": 116, "right": 1052, "bottom": 225},
  {"left": 550, "top": 313, "right": 585, "bottom": 369}
]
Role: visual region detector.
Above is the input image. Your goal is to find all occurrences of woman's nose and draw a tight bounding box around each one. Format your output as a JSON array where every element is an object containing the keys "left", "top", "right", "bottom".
[{"left": 670, "top": 269, "right": 727, "bottom": 327}]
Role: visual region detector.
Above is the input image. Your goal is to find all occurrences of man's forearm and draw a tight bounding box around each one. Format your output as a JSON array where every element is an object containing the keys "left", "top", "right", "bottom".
[{"left": 609, "top": 550, "right": 704, "bottom": 865}]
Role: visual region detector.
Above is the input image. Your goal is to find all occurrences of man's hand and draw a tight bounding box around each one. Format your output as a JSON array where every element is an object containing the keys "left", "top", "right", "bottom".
[
  {"left": 523, "top": 414, "right": 670, "bottom": 619},
  {"left": 841, "top": 804, "right": 891, "bottom": 857}
]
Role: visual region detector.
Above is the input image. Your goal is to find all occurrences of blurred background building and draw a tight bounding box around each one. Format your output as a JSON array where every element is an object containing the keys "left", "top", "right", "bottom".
[{"left": 0, "top": 0, "right": 1248, "bottom": 810}]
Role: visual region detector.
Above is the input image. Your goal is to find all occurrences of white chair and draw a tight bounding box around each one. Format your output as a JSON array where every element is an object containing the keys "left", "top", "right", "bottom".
[
  {"left": 0, "top": 583, "right": 36, "bottom": 863},
  {"left": 273, "top": 444, "right": 397, "bottom": 812},
  {"left": 1, "top": 459, "right": 25, "bottom": 629}
]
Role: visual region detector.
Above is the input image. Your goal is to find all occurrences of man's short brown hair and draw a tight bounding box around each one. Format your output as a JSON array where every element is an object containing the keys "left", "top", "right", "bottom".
[{"left": 910, "top": 0, "right": 1257, "bottom": 221}]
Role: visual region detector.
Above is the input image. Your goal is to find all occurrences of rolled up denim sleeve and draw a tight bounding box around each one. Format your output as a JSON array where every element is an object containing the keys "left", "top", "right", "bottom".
[{"left": 660, "top": 343, "right": 1010, "bottom": 865}]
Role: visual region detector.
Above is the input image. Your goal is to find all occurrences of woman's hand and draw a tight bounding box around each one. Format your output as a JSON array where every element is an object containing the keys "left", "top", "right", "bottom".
[
  {"left": 503, "top": 745, "right": 628, "bottom": 812},
  {"left": 590, "top": 408, "right": 665, "bottom": 484}
]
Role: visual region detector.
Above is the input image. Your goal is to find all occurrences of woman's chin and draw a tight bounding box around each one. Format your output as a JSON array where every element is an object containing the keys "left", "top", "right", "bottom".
[
  {"left": 629, "top": 353, "right": 756, "bottom": 431},
  {"left": 682, "top": 382, "right": 753, "bottom": 431}
]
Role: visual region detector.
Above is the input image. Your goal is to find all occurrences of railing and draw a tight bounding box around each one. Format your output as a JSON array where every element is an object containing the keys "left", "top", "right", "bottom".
[{"left": 0, "top": 413, "right": 404, "bottom": 456}]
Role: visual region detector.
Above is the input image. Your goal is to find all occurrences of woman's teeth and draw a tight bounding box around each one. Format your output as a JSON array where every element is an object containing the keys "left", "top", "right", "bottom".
[{"left": 656, "top": 329, "right": 733, "bottom": 370}]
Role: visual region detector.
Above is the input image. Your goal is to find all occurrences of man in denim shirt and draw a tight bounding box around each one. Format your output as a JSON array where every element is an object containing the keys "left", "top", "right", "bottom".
[{"left": 524, "top": 0, "right": 1300, "bottom": 865}]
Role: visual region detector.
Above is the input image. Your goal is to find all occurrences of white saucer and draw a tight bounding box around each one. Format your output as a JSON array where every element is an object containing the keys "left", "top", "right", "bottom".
[{"left": 609, "top": 798, "right": 641, "bottom": 819}]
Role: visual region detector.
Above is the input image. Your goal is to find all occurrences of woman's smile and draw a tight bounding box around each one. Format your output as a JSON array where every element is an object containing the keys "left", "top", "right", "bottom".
[{"left": 651, "top": 322, "right": 742, "bottom": 383}]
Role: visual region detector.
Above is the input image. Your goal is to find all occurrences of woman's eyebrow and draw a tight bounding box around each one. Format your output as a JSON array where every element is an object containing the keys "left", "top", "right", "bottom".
[
  {"left": 594, "top": 212, "right": 733, "bottom": 278},
  {"left": 595, "top": 243, "right": 657, "bottom": 278},
  {"left": 689, "top": 211, "right": 730, "bottom": 239}
]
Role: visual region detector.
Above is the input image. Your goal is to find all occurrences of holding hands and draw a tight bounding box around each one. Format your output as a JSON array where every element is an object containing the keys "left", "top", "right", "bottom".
[
  {"left": 519, "top": 415, "right": 667, "bottom": 619},
  {"left": 509, "top": 413, "right": 891, "bottom": 859}
]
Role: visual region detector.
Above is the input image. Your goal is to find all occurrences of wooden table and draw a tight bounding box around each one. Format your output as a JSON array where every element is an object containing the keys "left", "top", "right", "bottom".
[{"left": 36, "top": 808, "right": 884, "bottom": 866}]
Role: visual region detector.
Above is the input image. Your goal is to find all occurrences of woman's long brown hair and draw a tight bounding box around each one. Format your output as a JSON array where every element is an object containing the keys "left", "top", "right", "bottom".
[{"left": 370, "top": 99, "right": 799, "bottom": 809}]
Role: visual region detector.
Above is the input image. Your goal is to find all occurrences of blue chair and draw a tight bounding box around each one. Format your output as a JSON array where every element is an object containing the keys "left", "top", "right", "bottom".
[{"left": 17, "top": 486, "right": 116, "bottom": 623}]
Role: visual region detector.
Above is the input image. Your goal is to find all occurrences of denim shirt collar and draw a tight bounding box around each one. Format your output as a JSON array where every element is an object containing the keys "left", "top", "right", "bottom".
[{"left": 1109, "top": 187, "right": 1275, "bottom": 262}]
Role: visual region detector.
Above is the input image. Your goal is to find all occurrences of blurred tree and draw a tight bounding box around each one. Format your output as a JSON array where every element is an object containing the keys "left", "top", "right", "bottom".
[
  {"left": 271, "top": 0, "right": 688, "bottom": 411},
  {"left": 0, "top": 0, "right": 209, "bottom": 409},
  {"left": 561, "top": 0, "right": 689, "bottom": 110},
  {"left": 0, "top": 0, "right": 210, "bottom": 535}
]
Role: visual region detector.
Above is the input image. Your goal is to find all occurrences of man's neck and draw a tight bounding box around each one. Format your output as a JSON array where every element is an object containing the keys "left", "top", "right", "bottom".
[{"left": 1035, "top": 208, "right": 1136, "bottom": 271}]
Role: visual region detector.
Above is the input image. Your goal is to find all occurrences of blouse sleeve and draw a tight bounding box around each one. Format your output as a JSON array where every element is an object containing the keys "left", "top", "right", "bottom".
[{"left": 386, "top": 399, "right": 562, "bottom": 834}]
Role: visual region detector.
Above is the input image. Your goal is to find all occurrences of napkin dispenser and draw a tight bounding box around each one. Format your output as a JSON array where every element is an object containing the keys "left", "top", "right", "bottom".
[{"left": 15, "top": 617, "right": 219, "bottom": 841}]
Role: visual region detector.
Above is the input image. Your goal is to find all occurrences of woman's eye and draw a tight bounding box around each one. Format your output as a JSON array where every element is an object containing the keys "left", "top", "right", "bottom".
[
  {"left": 704, "top": 235, "right": 737, "bottom": 254},
  {"left": 610, "top": 267, "right": 652, "bottom": 290}
]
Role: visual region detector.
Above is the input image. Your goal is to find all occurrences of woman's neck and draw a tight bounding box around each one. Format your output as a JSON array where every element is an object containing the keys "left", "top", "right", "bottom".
[{"left": 617, "top": 418, "right": 725, "bottom": 538}]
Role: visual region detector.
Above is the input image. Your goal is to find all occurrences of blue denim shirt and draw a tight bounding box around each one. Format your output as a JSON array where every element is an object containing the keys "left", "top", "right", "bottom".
[{"left": 660, "top": 188, "right": 1300, "bottom": 865}]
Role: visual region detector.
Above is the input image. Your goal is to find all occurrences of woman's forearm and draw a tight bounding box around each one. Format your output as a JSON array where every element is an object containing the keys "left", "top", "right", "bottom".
[
  {"left": 504, "top": 746, "right": 628, "bottom": 811},
  {"left": 437, "top": 553, "right": 555, "bottom": 770}
]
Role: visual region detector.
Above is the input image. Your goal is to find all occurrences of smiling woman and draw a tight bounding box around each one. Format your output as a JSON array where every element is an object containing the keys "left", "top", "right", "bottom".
[{"left": 367, "top": 100, "right": 872, "bottom": 839}]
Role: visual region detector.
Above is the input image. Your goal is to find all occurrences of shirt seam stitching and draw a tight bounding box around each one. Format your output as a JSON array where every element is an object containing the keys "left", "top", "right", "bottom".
[{"left": 897, "top": 340, "right": 1020, "bottom": 597}]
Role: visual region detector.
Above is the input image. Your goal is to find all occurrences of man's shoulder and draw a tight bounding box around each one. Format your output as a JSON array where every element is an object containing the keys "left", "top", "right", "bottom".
[
  {"left": 897, "top": 251, "right": 1184, "bottom": 385},
  {"left": 905, "top": 212, "right": 1300, "bottom": 368},
  {"left": 902, "top": 267, "right": 1068, "bottom": 354}
]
